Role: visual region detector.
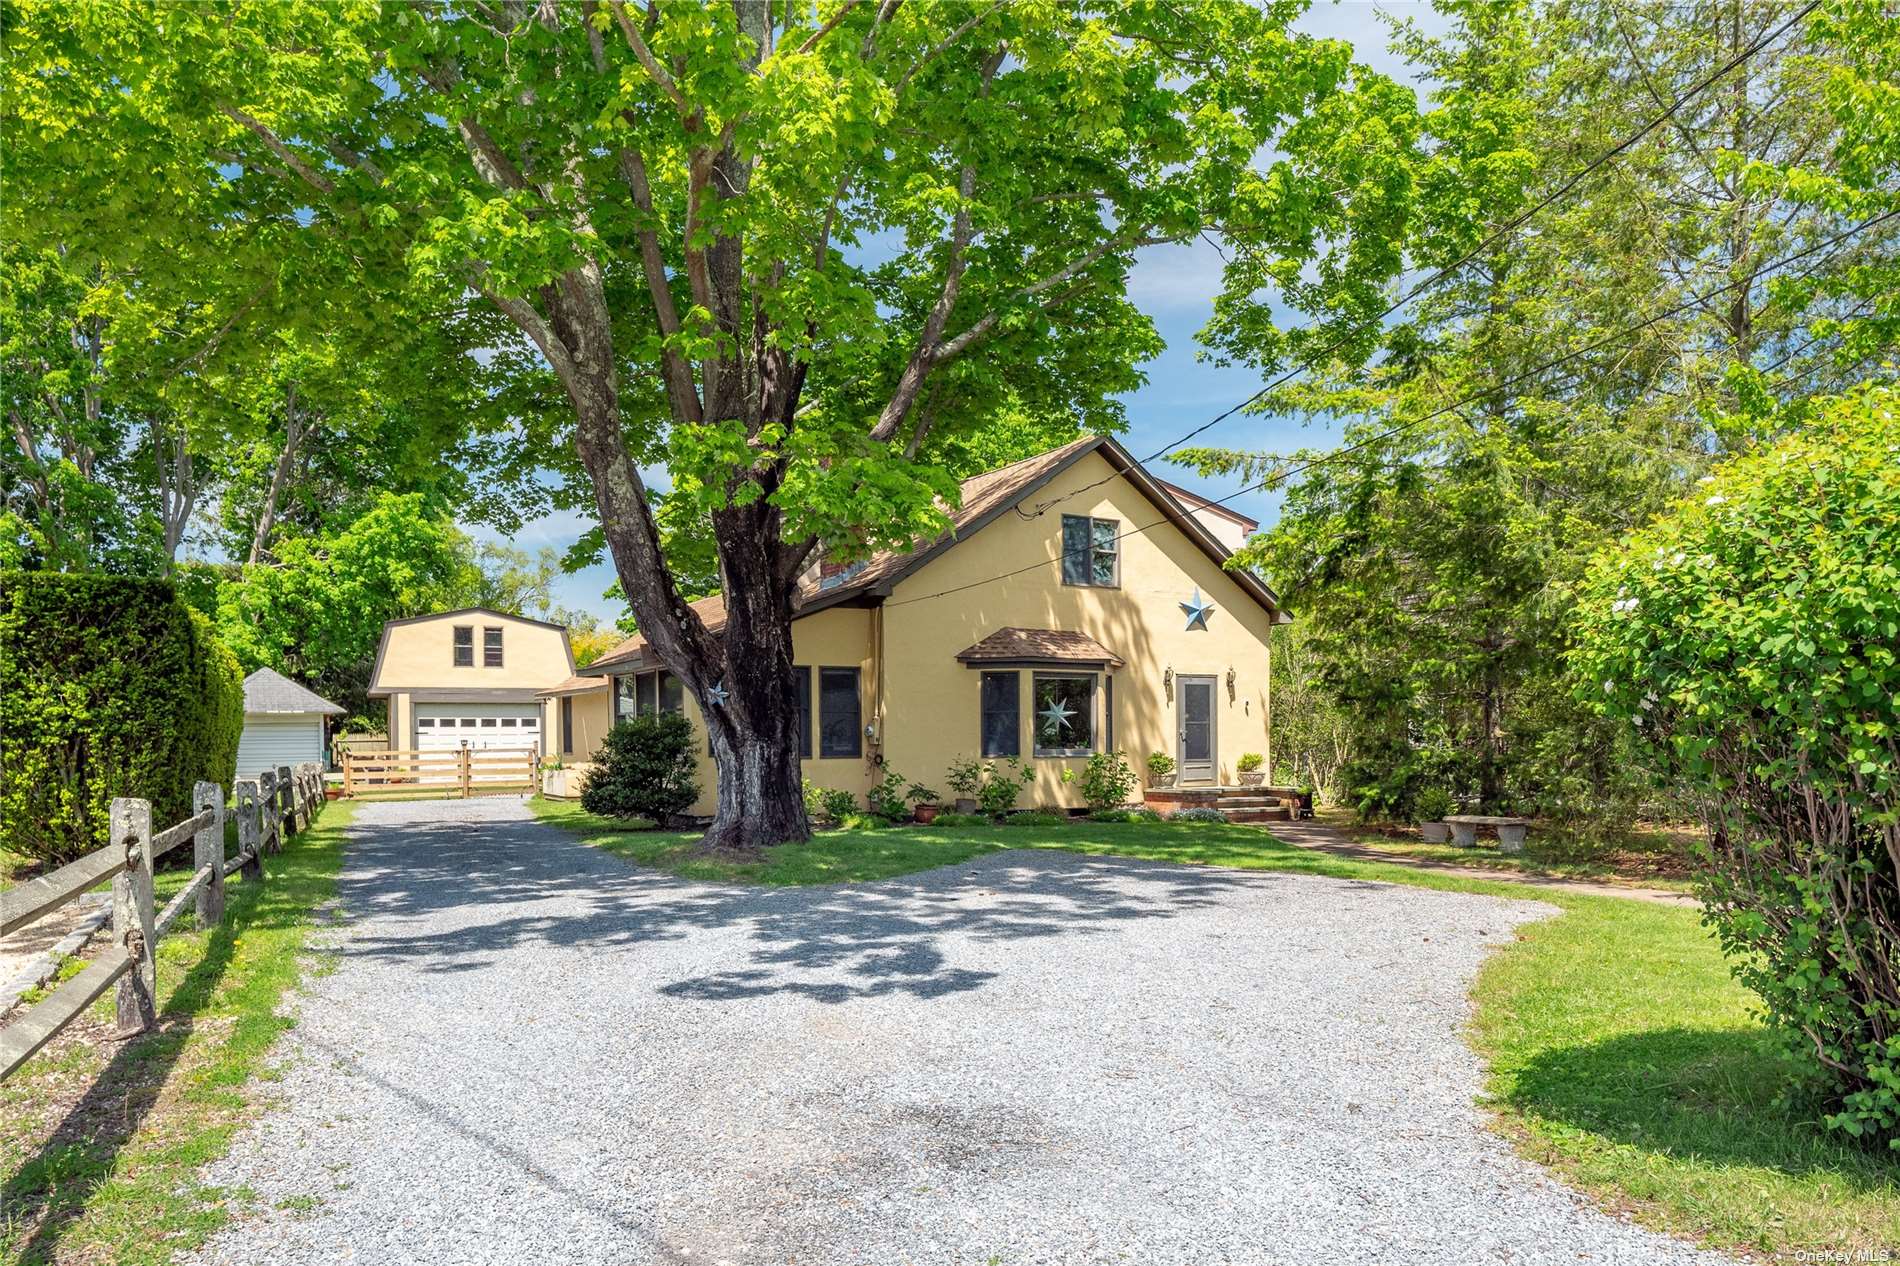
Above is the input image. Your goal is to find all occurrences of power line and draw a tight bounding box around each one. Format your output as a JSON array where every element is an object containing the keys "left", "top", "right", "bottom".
[
  {"left": 1019, "top": 0, "right": 1822, "bottom": 522},
  {"left": 886, "top": 208, "right": 1895, "bottom": 612}
]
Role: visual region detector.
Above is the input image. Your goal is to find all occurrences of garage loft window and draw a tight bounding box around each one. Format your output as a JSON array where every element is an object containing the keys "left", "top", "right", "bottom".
[
  {"left": 1060, "top": 515, "right": 1119, "bottom": 587},
  {"left": 484, "top": 626, "right": 504, "bottom": 667},
  {"left": 1032, "top": 673, "right": 1096, "bottom": 757},
  {"left": 453, "top": 625, "right": 474, "bottom": 667}
]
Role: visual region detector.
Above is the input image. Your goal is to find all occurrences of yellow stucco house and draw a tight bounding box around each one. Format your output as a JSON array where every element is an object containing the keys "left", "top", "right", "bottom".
[
  {"left": 368, "top": 608, "right": 577, "bottom": 752},
  {"left": 543, "top": 436, "right": 1288, "bottom": 815}
]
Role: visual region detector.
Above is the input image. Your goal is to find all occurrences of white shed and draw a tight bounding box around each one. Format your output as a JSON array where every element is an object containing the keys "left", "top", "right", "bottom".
[{"left": 237, "top": 668, "right": 344, "bottom": 780}]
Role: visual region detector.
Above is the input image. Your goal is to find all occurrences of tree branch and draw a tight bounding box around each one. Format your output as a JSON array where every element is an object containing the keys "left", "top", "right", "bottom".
[
  {"left": 897, "top": 0, "right": 1009, "bottom": 91},
  {"left": 608, "top": 0, "right": 691, "bottom": 115},
  {"left": 794, "top": 0, "right": 861, "bottom": 55},
  {"left": 219, "top": 104, "right": 335, "bottom": 194},
  {"left": 932, "top": 228, "right": 1163, "bottom": 362}
]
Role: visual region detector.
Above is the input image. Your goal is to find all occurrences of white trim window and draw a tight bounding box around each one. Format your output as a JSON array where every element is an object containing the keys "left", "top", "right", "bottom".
[{"left": 1031, "top": 672, "right": 1096, "bottom": 757}]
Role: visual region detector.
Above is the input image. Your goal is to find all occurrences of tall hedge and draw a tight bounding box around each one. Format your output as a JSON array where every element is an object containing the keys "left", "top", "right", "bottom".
[
  {"left": 1573, "top": 387, "right": 1900, "bottom": 1149},
  {"left": 0, "top": 572, "right": 244, "bottom": 864}
]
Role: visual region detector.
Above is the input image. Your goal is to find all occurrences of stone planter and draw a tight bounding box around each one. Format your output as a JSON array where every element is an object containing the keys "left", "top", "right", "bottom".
[
  {"left": 914, "top": 803, "right": 942, "bottom": 824},
  {"left": 1149, "top": 773, "right": 1176, "bottom": 790},
  {"left": 953, "top": 797, "right": 978, "bottom": 814},
  {"left": 1420, "top": 821, "right": 1450, "bottom": 843},
  {"left": 1236, "top": 771, "right": 1265, "bottom": 787}
]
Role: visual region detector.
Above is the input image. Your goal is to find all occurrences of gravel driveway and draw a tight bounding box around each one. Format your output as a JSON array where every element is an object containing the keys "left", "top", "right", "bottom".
[{"left": 189, "top": 797, "right": 1729, "bottom": 1266}]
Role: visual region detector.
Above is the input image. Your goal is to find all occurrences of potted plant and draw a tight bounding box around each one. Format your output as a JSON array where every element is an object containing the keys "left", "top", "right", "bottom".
[
  {"left": 1236, "top": 752, "right": 1265, "bottom": 787},
  {"left": 907, "top": 781, "right": 943, "bottom": 824},
  {"left": 1146, "top": 751, "right": 1176, "bottom": 789},
  {"left": 1415, "top": 786, "right": 1454, "bottom": 842},
  {"left": 945, "top": 755, "right": 983, "bottom": 814}
]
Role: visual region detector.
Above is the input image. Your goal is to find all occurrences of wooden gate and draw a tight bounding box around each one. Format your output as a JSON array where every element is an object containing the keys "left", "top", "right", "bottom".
[{"left": 343, "top": 747, "right": 539, "bottom": 798}]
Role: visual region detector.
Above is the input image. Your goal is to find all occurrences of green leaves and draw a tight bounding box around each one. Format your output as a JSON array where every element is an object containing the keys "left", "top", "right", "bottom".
[{"left": 1573, "top": 386, "right": 1900, "bottom": 1149}]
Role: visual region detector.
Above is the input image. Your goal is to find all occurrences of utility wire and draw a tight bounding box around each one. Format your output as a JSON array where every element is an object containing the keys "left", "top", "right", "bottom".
[
  {"left": 1017, "top": 0, "right": 1822, "bottom": 523},
  {"left": 886, "top": 208, "right": 1895, "bottom": 611}
]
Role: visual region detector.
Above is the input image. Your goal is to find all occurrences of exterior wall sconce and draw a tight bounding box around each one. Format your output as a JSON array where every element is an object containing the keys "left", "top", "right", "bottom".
[
  {"left": 1163, "top": 666, "right": 1173, "bottom": 702},
  {"left": 1226, "top": 666, "right": 1237, "bottom": 700}
]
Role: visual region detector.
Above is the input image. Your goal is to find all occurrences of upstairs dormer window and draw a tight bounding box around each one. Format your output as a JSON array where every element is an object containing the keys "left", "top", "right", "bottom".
[
  {"left": 453, "top": 625, "right": 474, "bottom": 666},
  {"left": 1061, "top": 515, "right": 1119, "bottom": 588},
  {"left": 484, "top": 626, "right": 504, "bottom": 667}
]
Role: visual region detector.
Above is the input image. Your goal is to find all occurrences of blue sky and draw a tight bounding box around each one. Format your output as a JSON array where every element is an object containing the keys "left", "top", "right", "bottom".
[{"left": 481, "top": 1, "right": 1449, "bottom": 627}]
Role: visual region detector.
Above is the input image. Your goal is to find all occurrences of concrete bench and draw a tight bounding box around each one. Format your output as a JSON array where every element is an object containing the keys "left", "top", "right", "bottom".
[{"left": 1444, "top": 815, "right": 1531, "bottom": 853}]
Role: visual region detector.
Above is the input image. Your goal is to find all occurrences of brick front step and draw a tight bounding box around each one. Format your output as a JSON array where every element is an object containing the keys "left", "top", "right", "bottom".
[
  {"left": 1224, "top": 806, "right": 1292, "bottom": 823},
  {"left": 1142, "top": 786, "right": 1294, "bottom": 822}
]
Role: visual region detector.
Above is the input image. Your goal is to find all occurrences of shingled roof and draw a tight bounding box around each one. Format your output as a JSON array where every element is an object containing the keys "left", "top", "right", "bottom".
[
  {"left": 954, "top": 628, "right": 1125, "bottom": 668},
  {"left": 242, "top": 668, "right": 344, "bottom": 715},
  {"left": 585, "top": 435, "right": 1285, "bottom": 676}
]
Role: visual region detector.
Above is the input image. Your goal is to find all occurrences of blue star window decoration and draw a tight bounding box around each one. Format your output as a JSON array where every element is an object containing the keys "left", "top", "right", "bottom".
[
  {"left": 1180, "top": 588, "right": 1217, "bottom": 631},
  {"left": 1038, "top": 695, "right": 1076, "bottom": 741}
]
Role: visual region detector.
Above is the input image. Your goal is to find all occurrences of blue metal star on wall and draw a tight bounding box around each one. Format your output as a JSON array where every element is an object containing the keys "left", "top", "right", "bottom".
[
  {"left": 705, "top": 681, "right": 730, "bottom": 706},
  {"left": 1180, "top": 588, "right": 1217, "bottom": 631}
]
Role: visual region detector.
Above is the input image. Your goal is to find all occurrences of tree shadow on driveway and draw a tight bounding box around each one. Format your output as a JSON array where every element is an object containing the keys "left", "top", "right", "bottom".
[{"left": 327, "top": 811, "right": 1295, "bottom": 1005}]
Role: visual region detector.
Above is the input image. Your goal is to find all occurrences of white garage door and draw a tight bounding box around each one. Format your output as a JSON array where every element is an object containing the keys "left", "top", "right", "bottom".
[
  {"left": 415, "top": 705, "right": 540, "bottom": 753},
  {"left": 237, "top": 714, "right": 326, "bottom": 780}
]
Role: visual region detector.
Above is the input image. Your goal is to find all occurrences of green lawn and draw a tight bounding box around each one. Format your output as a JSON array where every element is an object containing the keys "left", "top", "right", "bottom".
[
  {"left": 1, "top": 799, "right": 357, "bottom": 1265},
  {"left": 535, "top": 798, "right": 1899, "bottom": 1257}
]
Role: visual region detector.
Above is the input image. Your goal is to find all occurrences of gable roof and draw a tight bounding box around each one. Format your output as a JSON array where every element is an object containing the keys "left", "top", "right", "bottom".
[
  {"left": 1153, "top": 477, "right": 1260, "bottom": 535},
  {"left": 586, "top": 435, "right": 1286, "bottom": 675},
  {"left": 243, "top": 668, "right": 344, "bottom": 716}
]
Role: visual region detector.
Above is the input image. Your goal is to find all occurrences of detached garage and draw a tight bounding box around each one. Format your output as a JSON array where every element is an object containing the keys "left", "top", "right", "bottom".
[{"left": 237, "top": 668, "right": 344, "bottom": 780}]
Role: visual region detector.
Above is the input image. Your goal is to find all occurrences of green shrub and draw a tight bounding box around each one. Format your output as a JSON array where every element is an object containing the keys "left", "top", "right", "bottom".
[
  {"left": 0, "top": 573, "right": 243, "bottom": 863},
  {"left": 1004, "top": 810, "right": 1068, "bottom": 827},
  {"left": 866, "top": 769, "right": 909, "bottom": 820},
  {"left": 1077, "top": 750, "right": 1138, "bottom": 812},
  {"left": 1237, "top": 751, "right": 1264, "bottom": 773},
  {"left": 579, "top": 712, "right": 699, "bottom": 821},
  {"left": 1145, "top": 751, "right": 1175, "bottom": 780},
  {"left": 1414, "top": 786, "right": 1455, "bottom": 823},
  {"left": 1087, "top": 807, "right": 1162, "bottom": 824},
  {"left": 944, "top": 755, "right": 984, "bottom": 799},
  {"left": 905, "top": 781, "right": 940, "bottom": 807},
  {"left": 1169, "top": 806, "right": 1228, "bottom": 823},
  {"left": 1573, "top": 387, "right": 1900, "bottom": 1150},
  {"left": 926, "top": 811, "right": 990, "bottom": 828},
  {"left": 811, "top": 785, "right": 858, "bottom": 823},
  {"left": 834, "top": 813, "right": 894, "bottom": 831},
  {"left": 977, "top": 758, "right": 1032, "bottom": 816}
]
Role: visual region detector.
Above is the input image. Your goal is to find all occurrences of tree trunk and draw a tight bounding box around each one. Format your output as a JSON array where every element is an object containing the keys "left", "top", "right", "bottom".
[
  {"left": 249, "top": 386, "right": 303, "bottom": 565},
  {"left": 697, "top": 497, "right": 812, "bottom": 851}
]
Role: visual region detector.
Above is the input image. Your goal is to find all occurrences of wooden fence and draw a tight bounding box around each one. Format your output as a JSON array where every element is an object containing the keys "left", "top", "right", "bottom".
[
  {"left": 0, "top": 761, "right": 326, "bottom": 1081},
  {"left": 342, "top": 747, "right": 538, "bottom": 798}
]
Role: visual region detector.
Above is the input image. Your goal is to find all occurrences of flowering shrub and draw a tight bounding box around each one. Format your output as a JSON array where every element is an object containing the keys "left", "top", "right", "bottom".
[
  {"left": 1573, "top": 387, "right": 1900, "bottom": 1149},
  {"left": 1169, "top": 807, "right": 1228, "bottom": 824}
]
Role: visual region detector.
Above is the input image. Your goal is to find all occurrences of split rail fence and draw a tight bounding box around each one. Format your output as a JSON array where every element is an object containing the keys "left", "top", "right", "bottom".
[
  {"left": 0, "top": 761, "right": 326, "bottom": 1081},
  {"left": 342, "top": 746, "right": 538, "bottom": 798}
]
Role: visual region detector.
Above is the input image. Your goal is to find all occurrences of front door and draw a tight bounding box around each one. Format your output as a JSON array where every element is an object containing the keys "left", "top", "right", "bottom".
[{"left": 1178, "top": 676, "right": 1216, "bottom": 783}]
